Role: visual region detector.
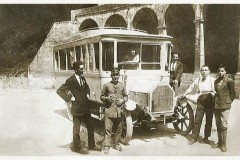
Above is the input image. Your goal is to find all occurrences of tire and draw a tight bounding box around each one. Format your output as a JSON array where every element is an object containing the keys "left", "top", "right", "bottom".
[
  {"left": 120, "top": 110, "right": 133, "bottom": 145},
  {"left": 173, "top": 103, "right": 194, "bottom": 136},
  {"left": 141, "top": 122, "right": 151, "bottom": 131}
]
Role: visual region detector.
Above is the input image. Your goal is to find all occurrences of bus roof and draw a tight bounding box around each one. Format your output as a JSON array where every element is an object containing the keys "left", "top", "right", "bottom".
[{"left": 54, "top": 27, "right": 172, "bottom": 49}]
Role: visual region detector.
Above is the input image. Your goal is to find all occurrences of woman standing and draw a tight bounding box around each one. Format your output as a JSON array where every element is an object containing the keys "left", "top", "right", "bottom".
[{"left": 213, "top": 65, "right": 236, "bottom": 152}]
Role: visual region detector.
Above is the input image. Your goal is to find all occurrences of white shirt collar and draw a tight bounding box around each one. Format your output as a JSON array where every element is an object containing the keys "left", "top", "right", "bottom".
[
  {"left": 74, "top": 74, "right": 81, "bottom": 85},
  {"left": 74, "top": 74, "right": 79, "bottom": 78},
  {"left": 201, "top": 75, "right": 210, "bottom": 80}
]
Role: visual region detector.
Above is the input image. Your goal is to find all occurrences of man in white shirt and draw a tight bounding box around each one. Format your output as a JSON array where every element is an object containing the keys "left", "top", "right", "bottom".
[
  {"left": 170, "top": 53, "right": 183, "bottom": 96},
  {"left": 183, "top": 65, "right": 215, "bottom": 145}
]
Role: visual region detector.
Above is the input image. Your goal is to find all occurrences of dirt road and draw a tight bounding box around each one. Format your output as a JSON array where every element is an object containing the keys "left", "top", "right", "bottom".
[{"left": 0, "top": 89, "right": 239, "bottom": 156}]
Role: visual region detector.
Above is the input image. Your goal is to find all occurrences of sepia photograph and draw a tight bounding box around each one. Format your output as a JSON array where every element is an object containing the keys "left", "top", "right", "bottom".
[{"left": 0, "top": 0, "right": 240, "bottom": 157}]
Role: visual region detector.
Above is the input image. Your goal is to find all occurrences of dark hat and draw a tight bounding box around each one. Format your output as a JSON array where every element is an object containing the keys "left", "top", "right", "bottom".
[
  {"left": 73, "top": 61, "right": 84, "bottom": 70},
  {"left": 111, "top": 67, "right": 120, "bottom": 75},
  {"left": 198, "top": 93, "right": 214, "bottom": 106}
]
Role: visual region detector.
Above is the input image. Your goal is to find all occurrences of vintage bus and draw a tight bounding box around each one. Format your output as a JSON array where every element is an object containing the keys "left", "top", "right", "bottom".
[{"left": 53, "top": 27, "right": 194, "bottom": 144}]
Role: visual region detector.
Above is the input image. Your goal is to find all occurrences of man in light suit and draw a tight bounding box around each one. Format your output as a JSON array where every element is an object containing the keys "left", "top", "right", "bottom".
[
  {"left": 212, "top": 65, "right": 236, "bottom": 152},
  {"left": 57, "top": 61, "right": 101, "bottom": 154},
  {"left": 170, "top": 52, "right": 183, "bottom": 96}
]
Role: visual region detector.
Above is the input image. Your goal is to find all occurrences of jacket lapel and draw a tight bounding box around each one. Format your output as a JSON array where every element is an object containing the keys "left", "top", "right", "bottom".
[
  {"left": 175, "top": 61, "right": 179, "bottom": 70},
  {"left": 217, "top": 77, "right": 228, "bottom": 92},
  {"left": 72, "top": 75, "right": 82, "bottom": 89},
  {"left": 171, "top": 61, "right": 178, "bottom": 71}
]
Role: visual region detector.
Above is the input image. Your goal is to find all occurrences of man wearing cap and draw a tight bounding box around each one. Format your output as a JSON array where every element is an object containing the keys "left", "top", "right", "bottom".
[
  {"left": 57, "top": 61, "right": 101, "bottom": 154},
  {"left": 100, "top": 67, "right": 128, "bottom": 154}
]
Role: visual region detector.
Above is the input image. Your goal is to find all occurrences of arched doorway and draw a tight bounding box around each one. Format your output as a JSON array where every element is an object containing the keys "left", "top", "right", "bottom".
[
  {"left": 105, "top": 14, "right": 127, "bottom": 27},
  {"left": 165, "top": 4, "right": 195, "bottom": 73},
  {"left": 132, "top": 7, "right": 158, "bottom": 34},
  {"left": 205, "top": 4, "right": 239, "bottom": 73},
  {"left": 79, "top": 19, "right": 98, "bottom": 31}
]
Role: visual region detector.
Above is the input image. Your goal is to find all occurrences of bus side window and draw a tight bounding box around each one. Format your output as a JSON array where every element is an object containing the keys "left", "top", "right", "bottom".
[
  {"left": 165, "top": 44, "right": 172, "bottom": 71},
  {"left": 88, "top": 44, "right": 94, "bottom": 72},
  {"left": 82, "top": 45, "right": 87, "bottom": 71},
  {"left": 102, "top": 42, "right": 114, "bottom": 71},
  {"left": 67, "top": 48, "right": 74, "bottom": 70},
  {"left": 75, "top": 46, "right": 81, "bottom": 61},
  {"left": 94, "top": 43, "right": 99, "bottom": 71},
  {"left": 54, "top": 51, "right": 59, "bottom": 70},
  {"left": 59, "top": 49, "right": 66, "bottom": 70}
]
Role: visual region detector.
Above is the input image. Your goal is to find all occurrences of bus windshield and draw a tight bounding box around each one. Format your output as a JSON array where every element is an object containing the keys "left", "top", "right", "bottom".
[{"left": 117, "top": 42, "right": 161, "bottom": 70}]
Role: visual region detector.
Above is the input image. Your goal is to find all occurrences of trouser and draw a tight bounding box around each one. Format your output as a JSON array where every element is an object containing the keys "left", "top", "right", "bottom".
[
  {"left": 214, "top": 109, "right": 229, "bottom": 149},
  {"left": 172, "top": 82, "right": 179, "bottom": 96},
  {"left": 215, "top": 109, "right": 229, "bottom": 131},
  {"left": 192, "top": 99, "right": 214, "bottom": 139},
  {"left": 104, "top": 117, "right": 122, "bottom": 147},
  {"left": 73, "top": 115, "right": 95, "bottom": 149},
  {"left": 170, "top": 76, "right": 180, "bottom": 96}
]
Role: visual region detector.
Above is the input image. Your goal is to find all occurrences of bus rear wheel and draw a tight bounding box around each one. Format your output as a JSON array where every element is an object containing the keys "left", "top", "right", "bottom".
[{"left": 120, "top": 110, "right": 133, "bottom": 145}]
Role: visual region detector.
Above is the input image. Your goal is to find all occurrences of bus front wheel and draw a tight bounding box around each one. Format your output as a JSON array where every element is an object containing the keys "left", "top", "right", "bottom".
[{"left": 173, "top": 103, "right": 194, "bottom": 136}]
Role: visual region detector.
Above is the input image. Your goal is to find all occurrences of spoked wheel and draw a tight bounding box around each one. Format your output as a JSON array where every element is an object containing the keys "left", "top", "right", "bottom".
[
  {"left": 173, "top": 103, "right": 194, "bottom": 136},
  {"left": 120, "top": 110, "right": 133, "bottom": 145}
]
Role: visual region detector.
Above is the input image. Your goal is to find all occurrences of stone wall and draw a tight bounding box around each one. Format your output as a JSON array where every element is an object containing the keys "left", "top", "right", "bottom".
[
  {"left": 28, "top": 21, "right": 79, "bottom": 88},
  {"left": 0, "top": 77, "right": 29, "bottom": 89},
  {"left": 28, "top": 21, "right": 77, "bottom": 78}
]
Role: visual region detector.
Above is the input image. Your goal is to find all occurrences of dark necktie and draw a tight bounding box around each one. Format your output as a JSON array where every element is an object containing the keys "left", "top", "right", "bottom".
[
  {"left": 171, "top": 62, "right": 175, "bottom": 71},
  {"left": 79, "top": 76, "right": 83, "bottom": 87}
]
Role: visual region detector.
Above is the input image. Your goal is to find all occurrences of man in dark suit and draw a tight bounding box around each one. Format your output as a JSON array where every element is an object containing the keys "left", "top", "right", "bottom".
[
  {"left": 57, "top": 61, "right": 101, "bottom": 154},
  {"left": 170, "top": 52, "right": 183, "bottom": 96},
  {"left": 213, "top": 65, "right": 236, "bottom": 152}
]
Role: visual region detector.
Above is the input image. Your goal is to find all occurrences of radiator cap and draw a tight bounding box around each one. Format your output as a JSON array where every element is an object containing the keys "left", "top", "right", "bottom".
[{"left": 125, "top": 99, "right": 136, "bottom": 111}]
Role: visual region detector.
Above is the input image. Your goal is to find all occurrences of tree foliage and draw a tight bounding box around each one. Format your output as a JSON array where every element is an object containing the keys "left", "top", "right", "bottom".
[{"left": 0, "top": 4, "right": 95, "bottom": 77}]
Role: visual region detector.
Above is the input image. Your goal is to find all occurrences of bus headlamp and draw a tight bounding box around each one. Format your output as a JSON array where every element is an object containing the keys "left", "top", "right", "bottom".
[
  {"left": 125, "top": 99, "right": 136, "bottom": 111},
  {"left": 179, "top": 96, "right": 188, "bottom": 107}
]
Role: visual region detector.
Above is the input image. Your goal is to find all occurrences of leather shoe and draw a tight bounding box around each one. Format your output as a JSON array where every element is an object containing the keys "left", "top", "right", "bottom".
[
  {"left": 79, "top": 148, "right": 89, "bottom": 154},
  {"left": 70, "top": 143, "right": 80, "bottom": 152},
  {"left": 103, "top": 146, "right": 110, "bottom": 154},
  {"left": 113, "top": 144, "right": 122, "bottom": 151},
  {"left": 220, "top": 145, "right": 227, "bottom": 152},
  {"left": 212, "top": 143, "right": 221, "bottom": 148},
  {"left": 189, "top": 138, "right": 197, "bottom": 145},
  {"left": 203, "top": 137, "right": 210, "bottom": 144},
  {"left": 89, "top": 146, "right": 102, "bottom": 151}
]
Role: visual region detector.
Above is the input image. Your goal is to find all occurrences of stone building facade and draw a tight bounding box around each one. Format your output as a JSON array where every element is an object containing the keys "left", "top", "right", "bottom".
[{"left": 28, "top": 4, "right": 240, "bottom": 97}]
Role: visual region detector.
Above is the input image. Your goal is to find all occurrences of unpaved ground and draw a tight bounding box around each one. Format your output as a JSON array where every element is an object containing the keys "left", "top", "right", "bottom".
[{"left": 0, "top": 88, "right": 240, "bottom": 156}]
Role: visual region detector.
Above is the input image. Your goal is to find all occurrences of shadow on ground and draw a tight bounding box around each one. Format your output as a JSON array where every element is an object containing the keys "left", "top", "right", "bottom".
[
  {"left": 132, "top": 124, "right": 177, "bottom": 142},
  {"left": 54, "top": 109, "right": 70, "bottom": 121},
  {"left": 53, "top": 109, "right": 196, "bottom": 147}
]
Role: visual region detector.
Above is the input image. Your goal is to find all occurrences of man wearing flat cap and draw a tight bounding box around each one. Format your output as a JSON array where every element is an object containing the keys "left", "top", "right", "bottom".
[{"left": 100, "top": 67, "right": 128, "bottom": 154}]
